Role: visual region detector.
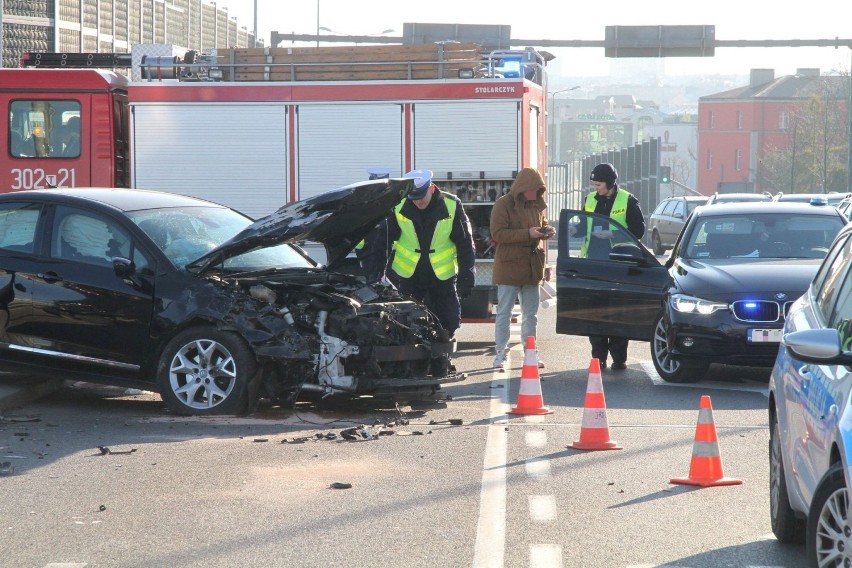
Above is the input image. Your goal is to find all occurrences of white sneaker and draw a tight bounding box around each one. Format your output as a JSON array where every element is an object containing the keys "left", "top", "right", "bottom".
[{"left": 492, "top": 351, "right": 506, "bottom": 369}]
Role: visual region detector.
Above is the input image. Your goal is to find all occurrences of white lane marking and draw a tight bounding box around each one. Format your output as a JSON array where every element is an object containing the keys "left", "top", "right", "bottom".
[
  {"left": 530, "top": 544, "right": 562, "bottom": 568},
  {"left": 525, "top": 430, "right": 547, "bottom": 448},
  {"left": 640, "top": 361, "right": 769, "bottom": 397},
  {"left": 525, "top": 415, "right": 546, "bottom": 424},
  {"left": 528, "top": 495, "right": 557, "bottom": 522},
  {"left": 525, "top": 458, "right": 551, "bottom": 479},
  {"left": 472, "top": 369, "right": 510, "bottom": 568},
  {"left": 44, "top": 564, "right": 88, "bottom": 568}
]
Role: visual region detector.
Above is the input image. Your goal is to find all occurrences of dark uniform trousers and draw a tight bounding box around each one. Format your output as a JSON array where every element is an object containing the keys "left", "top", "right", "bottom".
[{"left": 589, "top": 335, "right": 628, "bottom": 367}]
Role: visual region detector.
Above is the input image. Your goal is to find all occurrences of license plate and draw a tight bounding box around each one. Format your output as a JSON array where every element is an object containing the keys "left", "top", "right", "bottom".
[{"left": 748, "top": 329, "right": 782, "bottom": 343}]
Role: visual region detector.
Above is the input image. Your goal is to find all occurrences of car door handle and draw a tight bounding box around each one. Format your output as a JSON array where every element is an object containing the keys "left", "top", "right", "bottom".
[
  {"left": 562, "top": 270, "right": 580, "bottom": 279},
  {"left": 38, "top": 272, "right": 63, "bottom": 283},
  {"left": 823, "top": 404, "right": 838, "bottom": 421}
]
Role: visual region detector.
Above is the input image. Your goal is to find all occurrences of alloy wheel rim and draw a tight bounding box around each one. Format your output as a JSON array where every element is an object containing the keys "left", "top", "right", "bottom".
[
  {"left": 653, "top": 318, "right": 680, "bottom": 375},
  {"left": 169, "top": 339, "right": 237, "bottom": 410},
  {"left": 815, "top": 487, "right": 851, "bottom": 567}
]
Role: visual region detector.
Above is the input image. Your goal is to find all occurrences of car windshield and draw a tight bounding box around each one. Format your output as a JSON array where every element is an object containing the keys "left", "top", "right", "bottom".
[
  {"left": 128, "top": 206, "right": 313, "bottom": 270},
  {"left": 683, "top": 212, "right": 844, "bottom": 260}
]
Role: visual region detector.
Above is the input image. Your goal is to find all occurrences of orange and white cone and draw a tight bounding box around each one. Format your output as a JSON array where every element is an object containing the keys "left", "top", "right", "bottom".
[
  {"left": 670, "top": 395, "right": 742, "bottom": 487},
  {"left": 508, "top": 336, "right": 552, "bottom": 415},
  {"left": 569, "top": 358, "right": 622, "bottom": 450}
]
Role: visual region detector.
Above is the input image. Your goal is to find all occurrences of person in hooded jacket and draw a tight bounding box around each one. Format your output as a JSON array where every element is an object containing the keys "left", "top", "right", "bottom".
[{"left": 490, "top": 167, "right": 553, "bottom": 370}]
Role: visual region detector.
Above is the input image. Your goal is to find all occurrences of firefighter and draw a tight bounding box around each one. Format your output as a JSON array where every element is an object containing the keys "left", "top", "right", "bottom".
[
  {"left": 573, "top": 162, "right": 645, "bottom": 370},
  {"left": 373, "top": 169, "right": 476, "bottom": 338}
]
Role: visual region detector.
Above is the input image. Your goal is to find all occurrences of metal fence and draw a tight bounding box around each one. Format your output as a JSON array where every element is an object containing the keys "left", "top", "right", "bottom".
[{"left": 547, "top": 137, "right": 663, "bottom": 245}]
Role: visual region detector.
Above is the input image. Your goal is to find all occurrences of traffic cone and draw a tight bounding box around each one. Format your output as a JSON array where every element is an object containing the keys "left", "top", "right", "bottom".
[
  {"left": 670, "top": 395, "right": 742, "bottom": 487},
  {"left": 508, "top": 336, "right": 552, "bottom": 415},
  {"left": 569, "top": 358, "right": 622, "bottom": 451}
]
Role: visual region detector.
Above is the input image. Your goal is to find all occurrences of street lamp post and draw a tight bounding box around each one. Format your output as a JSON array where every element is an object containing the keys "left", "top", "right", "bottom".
[{"left": 549, "top": 86, "right": 580, "bottom": 163}]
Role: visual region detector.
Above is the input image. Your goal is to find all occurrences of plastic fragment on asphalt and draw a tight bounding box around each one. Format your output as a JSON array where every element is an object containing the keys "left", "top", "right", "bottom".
[
  {"left": 329, "top": 482, "right": 352, "bottom": 489},
  {"left": 97, "top": 446, "right": 137, "bottom": 455}
]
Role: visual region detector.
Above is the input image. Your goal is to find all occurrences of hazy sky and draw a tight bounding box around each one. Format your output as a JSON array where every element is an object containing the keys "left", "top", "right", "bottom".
[{"left": 216, "top": 0, "right": 852, "bottom": 78}]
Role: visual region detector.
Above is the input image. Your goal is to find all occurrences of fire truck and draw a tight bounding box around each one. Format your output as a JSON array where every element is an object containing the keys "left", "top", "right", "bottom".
[{"left": 1, "top": 43, "right": 550, "bottom": 319}]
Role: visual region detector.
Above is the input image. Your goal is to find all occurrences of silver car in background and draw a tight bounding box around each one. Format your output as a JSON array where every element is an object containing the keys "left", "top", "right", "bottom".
[{"left": 768, "top": 220, "right": 852, "bottom": 565}]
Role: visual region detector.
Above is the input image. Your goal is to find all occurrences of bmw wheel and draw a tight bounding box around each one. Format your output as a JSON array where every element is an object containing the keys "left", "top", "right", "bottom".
[
  {"left": 770, "top": 415, "right": 806, "bottom": 543},
  {"left": 650, "top": 315, "right": 706, "bottom": 383},
  {"left": 807, "top": 462, "right": 850, "bottom": 568},
  {"left": 652, "top": 231, "right": 665, "bottom": 256},
  {"left": 157, "top": 328, "right": 255, "bottom": 416}
]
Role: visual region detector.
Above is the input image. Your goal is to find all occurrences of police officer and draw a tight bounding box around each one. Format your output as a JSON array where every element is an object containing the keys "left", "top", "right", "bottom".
[
  {"left": 374, "top": 169, "right": 475, "bottom": 338},
  {"left": 584, "top": 162, "right": 645, "bottom": 370}
]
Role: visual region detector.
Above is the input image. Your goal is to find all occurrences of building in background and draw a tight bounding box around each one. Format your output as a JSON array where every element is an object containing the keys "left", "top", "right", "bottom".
[
  {"left": 0, "top": 0, "right": 259, "bottom": 68},
  {"left": 697, "top": 68, "right": 850, "bottom": 195}
]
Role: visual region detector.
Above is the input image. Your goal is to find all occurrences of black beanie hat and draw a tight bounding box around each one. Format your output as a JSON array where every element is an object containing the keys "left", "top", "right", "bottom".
[{"left": 590, "top": 163, "right": 618, "bottom": 188}]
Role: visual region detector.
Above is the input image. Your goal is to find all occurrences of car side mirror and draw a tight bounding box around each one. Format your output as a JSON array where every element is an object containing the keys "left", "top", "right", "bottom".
[
  {"left": 783, "top": 328, "right": 852, "bottom": 365},
  {"left": 112, "top": 256, "right": 140, "bottom": 285},
  {"left": 113, "top": 256, "right": 136, "bottom": 277},
  {"left": 673, "top": 212, "right": 683, "bottom": 219}
]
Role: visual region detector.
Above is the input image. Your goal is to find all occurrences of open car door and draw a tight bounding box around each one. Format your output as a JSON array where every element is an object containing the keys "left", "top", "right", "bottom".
[{"left": 555, "top": 209, "right": 671, "bottom": 341}]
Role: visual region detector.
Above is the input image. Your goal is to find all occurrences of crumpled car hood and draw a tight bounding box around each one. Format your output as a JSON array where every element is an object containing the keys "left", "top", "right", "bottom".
[{"left": 188, "top": 178, "right": 412, "bottom": 273}]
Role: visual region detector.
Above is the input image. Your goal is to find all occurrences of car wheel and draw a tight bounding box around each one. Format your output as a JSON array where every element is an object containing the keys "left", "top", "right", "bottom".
[
  {"left": 157, "top": 328, "right": 255, "bottom": 416},
  {"left": 770, "top": 416, "right": 806, "bottom": 543},
  {"left": 652, "top": 231, "right": 664, "bottom": 255},
  {"left": 650, "top": 315, "right": 707, "bottom": 383},
  {"left": 807, "top": 462, "right": 850, "bottom": 567}
]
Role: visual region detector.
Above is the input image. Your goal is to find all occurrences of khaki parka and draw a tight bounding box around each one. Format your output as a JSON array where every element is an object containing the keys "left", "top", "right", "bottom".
[{"left": 489, "top": 168, "right": 549, "bottom": 287}]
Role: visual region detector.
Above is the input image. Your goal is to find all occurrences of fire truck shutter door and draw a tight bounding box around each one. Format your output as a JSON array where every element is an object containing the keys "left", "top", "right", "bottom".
[
  {"left": 413, "top": 101, "right": 519, "bottom": 175},
  {"left": 132, "top": 104, "right": 288, "bottom": 218},
  {"left": 297, "top": 104, "right": 404, "bottom": 201}
]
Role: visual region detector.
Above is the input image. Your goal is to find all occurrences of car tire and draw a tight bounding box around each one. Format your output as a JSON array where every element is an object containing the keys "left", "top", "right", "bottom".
[
  {"left": 807, "top": 462, "right": 849, "bottom": 567},
  {"left": 770, "top": 416, "right": 806, "bottom": 543},
  {"left": 650, "top": 315, "right": 707, "bottom": 383},
  {"left": 157, "top": 328, "right": 255, "bottom": 416},
  {"left": 652, "top": 231, "right": 665, "bottom": 255}
]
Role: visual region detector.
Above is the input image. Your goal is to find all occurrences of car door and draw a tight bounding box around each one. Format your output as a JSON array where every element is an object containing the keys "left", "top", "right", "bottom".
[
  {"left": 788, "top": 233, "right": 852, "bottom": 501},
  {"left": 664, "top": 200, "right": 686, "bottom": 245},
  {"left": 0, "top": 202, "right": 43, "bottom": 349},
  {"left": 26, "top": 204, "right": 156, "bottom": 373},
  {"left": 556, "top": 210, "right": 671, "bottom": 340}
]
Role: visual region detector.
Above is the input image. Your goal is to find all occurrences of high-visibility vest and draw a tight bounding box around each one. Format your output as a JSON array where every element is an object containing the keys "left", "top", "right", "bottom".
[
  {"left": 580, "top": 190, "right": 632, "bottom": 257},
  {"left": 391, "top": 196, "right": 458, "bottom": 280}
]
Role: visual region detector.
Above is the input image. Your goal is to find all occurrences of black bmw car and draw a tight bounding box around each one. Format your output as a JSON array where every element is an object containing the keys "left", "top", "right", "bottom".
[
  {"left": 0, "top": 181, "right": 462, "bottom": 415},
  {"left": 556, "top": 201, "right": 846, "bottom": 382}
]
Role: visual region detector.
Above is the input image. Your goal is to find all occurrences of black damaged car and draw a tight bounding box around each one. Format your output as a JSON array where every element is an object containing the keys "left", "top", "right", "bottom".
[
  {"left": 555, "top": 201, "right": 846, "bottom": 382},
  {"left": 0, "top": 181, "right": 463, "bottom": 415}
]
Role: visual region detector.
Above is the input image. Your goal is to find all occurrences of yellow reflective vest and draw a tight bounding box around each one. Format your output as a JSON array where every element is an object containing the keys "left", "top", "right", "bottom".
[
  {"left": 391, "top": 197, "right": 458, "bottom": 280},
  {"left": 580, "top": 189, "right": 633, "bottom": 257}
]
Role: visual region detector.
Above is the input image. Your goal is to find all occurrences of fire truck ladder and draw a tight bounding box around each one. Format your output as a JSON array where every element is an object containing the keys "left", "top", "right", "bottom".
[{"left": 20, "top": 52, "right": 133, "bottom": 68}]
